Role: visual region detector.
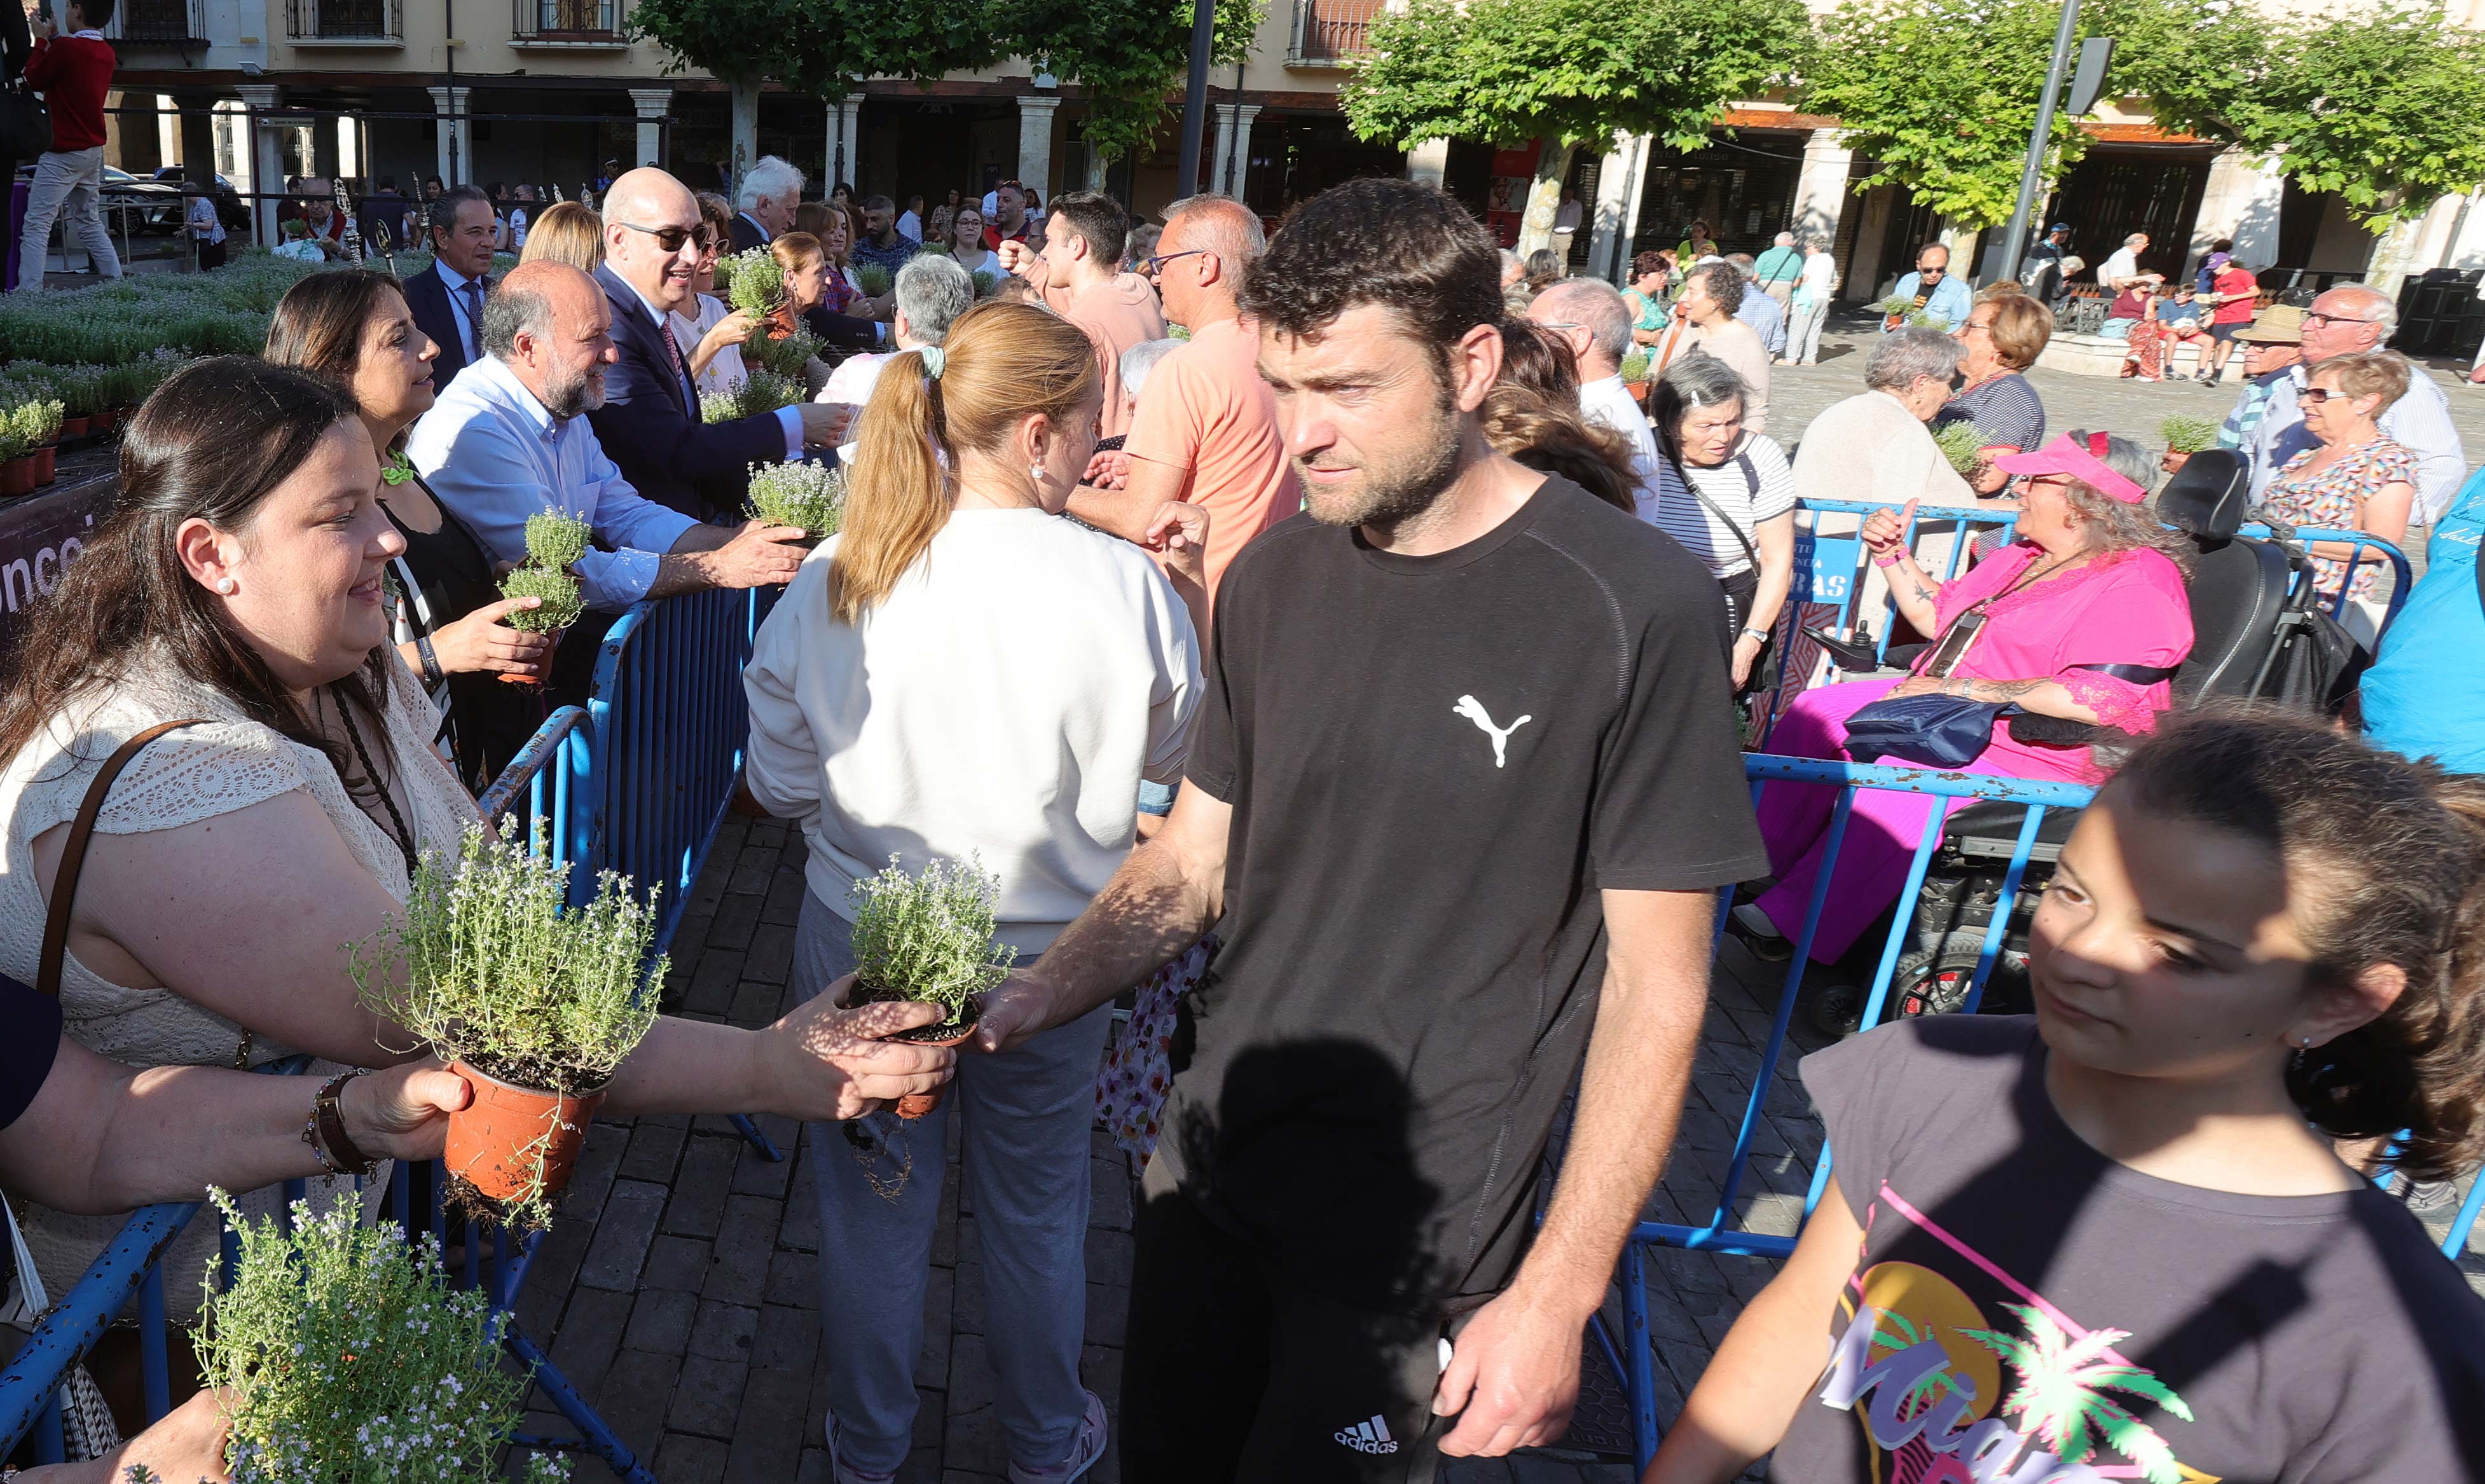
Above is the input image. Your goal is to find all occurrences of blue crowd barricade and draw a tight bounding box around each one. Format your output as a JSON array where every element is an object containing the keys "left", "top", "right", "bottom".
[
  {"left": 2237, "top": 521, "right": 2412, "bottom": 633},
  {"left": 477, "top": 704, "right": 595, "bottom": 885}
]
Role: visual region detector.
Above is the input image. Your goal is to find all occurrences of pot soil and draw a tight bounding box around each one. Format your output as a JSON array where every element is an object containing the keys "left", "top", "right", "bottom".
[
  {"left": 848, "top": 984, "right": 979, "bottom": 1118},
  {"left": 443, "top": 1059, "right": 607, "bottom": 1206}
]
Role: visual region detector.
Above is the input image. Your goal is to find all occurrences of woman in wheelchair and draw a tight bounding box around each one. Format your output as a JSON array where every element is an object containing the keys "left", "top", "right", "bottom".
[{"left": 1734, "top": 432, "right": 2194, "bottom": 963}]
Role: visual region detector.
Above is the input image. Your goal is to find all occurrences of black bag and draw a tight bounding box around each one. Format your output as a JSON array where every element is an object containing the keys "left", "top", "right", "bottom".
[
  {"left": 2262, "top": 604, "right": 2365, "bottom": 715},
  {"left": 0, "top": 79, "right": 48, "bottom": 160},
  {"left": 1843, "top": 692, "right": 2014, "bottom": 767}
]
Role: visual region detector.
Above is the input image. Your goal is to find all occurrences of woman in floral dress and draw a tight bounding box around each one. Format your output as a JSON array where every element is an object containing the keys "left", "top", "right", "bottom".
[{"left": 2259, "top": 352, "right": 2416, "bottom": 604}]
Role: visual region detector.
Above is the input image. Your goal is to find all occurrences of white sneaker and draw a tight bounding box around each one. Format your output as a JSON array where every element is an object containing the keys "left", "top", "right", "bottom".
[
  {"left": 825, "top": 1413, "right": 898, "bottom": 1484},
  {"left": 1008, "top": 1389, "right": 1108, "bottom": 1484}
]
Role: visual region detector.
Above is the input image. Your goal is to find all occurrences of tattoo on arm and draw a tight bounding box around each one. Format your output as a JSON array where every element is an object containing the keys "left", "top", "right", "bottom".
[
  {"left": 1911, "top": 579, "right": 1938, "bottom": 605},
  {"left": 1971, "top": 678, "right": 2046, "bottom": 702}
]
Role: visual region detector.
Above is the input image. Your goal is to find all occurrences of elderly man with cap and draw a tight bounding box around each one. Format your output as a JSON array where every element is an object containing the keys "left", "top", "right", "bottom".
[
  {"left": 2226, "top": 285, "right": 2467, "bottom": 522},
  {"left": 2190, "top": 303, "right": 2306, "bottom": 472}
]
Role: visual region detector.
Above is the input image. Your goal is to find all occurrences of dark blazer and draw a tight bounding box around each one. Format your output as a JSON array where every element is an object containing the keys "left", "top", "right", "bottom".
[
  {"left": 401, "top": 260, "right": 483, "bottom": 390},
  {"left": 586, "top": 262, "right": 790, "bottom": 520},
  {"left": 729, "top": 212, "right": 768, "bottom": 253}
]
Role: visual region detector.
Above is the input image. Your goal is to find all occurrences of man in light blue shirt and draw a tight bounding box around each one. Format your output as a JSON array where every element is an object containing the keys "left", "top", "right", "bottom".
[
  {"left": 1726, "top": 252, "right": 1786, "bottom": 356},
  {"left": 1883, "top": 242, "right": 1973, "bottom": 333},
  {"left": 407, "top": 261, "right": 808, "bottom": 617}
]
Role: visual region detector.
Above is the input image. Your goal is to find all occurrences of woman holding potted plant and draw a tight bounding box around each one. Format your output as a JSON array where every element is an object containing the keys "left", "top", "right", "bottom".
[
  {"left": 0, "top": 359, "right": 957, "bottom": 1312},
  {"left": 263, "top": 269, "right": 557, "bottom": 788},
  {"left": 742, "top": 301, "right": 1206, "bottom": 1484}
]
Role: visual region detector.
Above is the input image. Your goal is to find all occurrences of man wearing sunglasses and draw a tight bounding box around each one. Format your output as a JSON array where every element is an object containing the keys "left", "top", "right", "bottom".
[
  {"left": 2228, "top": 285, "right": 2465, "bottom": 521},
  {"left": 587, "top": 167, "right": 853, "bottom": 521}
]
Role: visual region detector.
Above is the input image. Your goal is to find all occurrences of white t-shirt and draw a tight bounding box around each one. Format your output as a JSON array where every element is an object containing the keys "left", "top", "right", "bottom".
[
  {"left": 1656, "top": 432, "right": 1796, "bottom": 579},
  {"left": 743, "top": 509, "right": 1201, "bottom": 952},
  {"left": 1555, "top": 200, "right": 1583, "bottom": 234},
  {"left": 2098, "top": 246, "right": 2141, "bottom": 289},
  {"left": 1796, "top": 249, "right": 1837, "bottom": 305},
  {"left": 509, "top": 207, "right": 529, "bottom": 248},
  {"left": 1577, "top": 374, "right": 1665, "bottom": 524}
]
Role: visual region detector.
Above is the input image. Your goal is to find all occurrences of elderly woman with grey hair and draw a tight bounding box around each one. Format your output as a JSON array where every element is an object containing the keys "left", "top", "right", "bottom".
[
  {"left": 1790, "top": 326, "right": 1975, "bottom": 509},
  {"left": 816, "top": 253, "right": 977, "bottom": 459},
  {"left": 1652, "top": 352, "right": 1797, "bottom": 690}
]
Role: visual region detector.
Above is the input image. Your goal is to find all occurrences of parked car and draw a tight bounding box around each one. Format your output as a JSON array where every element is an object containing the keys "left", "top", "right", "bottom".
[
  {"left": 151, "top": 168, "right": 251, "bottom": 231},
  {"left": 13, "top": 162, "right": 184, "bottom": 237}
]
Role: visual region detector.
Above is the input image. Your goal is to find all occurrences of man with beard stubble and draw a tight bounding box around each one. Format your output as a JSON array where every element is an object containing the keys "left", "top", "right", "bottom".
[{"left": 972, "top": 178, "right": 1768, "bottom": 1480}]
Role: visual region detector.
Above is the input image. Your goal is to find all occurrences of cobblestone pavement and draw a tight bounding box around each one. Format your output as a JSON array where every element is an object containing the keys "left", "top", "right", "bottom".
[{"left": 511, "top": 672, "right": 2482, "bottom": 1484}]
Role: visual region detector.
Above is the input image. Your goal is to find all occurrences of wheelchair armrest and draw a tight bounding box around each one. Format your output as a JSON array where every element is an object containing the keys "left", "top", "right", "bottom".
[
  {"left": 1803, "top": 626, "right": 1883, "bottom": 673},
  {"left": 2005, "top": 712, "right": 2147, "bottom": 750}
]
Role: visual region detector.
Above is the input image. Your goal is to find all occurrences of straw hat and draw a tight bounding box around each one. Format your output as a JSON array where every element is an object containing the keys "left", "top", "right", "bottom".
[{"left": 2233, "top": 303, "right": 2306, "bottom": 344}]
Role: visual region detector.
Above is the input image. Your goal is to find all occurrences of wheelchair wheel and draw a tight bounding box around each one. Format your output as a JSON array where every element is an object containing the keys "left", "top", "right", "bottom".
[{"left": 1892, "top": 933, "right": 2031, "bottom": 1020}]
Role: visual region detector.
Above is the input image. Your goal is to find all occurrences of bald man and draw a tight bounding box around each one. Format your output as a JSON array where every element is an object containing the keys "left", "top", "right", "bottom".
[
  {"left": 410, "top": 259, "right": 810, "bottom": 727},
  {"left": 1069, "top": 193, "right": 1300, "bottom": 609},
  {"left": 588, "top": 167, "right": 853, "bottom": 519},
  {"left": 1527, "top": 276, "right": 1667, "bottom": 519}
]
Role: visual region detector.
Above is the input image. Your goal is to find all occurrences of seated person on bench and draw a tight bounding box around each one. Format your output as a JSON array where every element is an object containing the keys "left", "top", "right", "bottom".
[{"left": 1736, "top": 434, "right": 2194, "bottom": 963}]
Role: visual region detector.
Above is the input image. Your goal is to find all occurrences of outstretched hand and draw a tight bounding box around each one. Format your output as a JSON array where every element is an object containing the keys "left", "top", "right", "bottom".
[{"left": 760, "top": 984, "right": 958, "bottom": 1122}]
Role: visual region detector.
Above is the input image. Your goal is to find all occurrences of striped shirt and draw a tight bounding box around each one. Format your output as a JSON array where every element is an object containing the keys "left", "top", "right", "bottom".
[{"left": 1657, "top": 433, "right": 1796, "bottom": 578}]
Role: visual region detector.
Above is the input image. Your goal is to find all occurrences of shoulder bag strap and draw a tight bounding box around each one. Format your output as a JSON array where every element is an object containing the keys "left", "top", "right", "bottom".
[
  {"left": 1670, "top": 451, "right": 1763, "bottom": 577},
  {"left": 38, "top": 719, "right": 209, "bottom": 998}
]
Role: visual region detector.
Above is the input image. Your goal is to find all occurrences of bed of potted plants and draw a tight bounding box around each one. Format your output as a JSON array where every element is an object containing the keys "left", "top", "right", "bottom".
[
  {"left": 196, "top": 1187, "right": 569, "bottom": 1484},
  {"left": 350, "top": 816, "right": 664, "bottom": 1228}
]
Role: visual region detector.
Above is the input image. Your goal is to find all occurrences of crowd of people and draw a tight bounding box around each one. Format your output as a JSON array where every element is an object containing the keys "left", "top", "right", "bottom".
[{"left": 4, "top": 159, "right": 2485, "bottom": 1484}]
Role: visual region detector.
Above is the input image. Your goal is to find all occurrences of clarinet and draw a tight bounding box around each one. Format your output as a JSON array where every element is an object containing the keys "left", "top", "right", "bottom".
[{"left": 335, "top": 178, "right": 365, "bottom": 263}]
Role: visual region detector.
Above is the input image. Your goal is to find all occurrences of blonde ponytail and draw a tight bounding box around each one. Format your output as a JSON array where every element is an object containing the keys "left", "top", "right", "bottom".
[{"left": 827, "top": 301, "right": 1101, "bottom": 624}]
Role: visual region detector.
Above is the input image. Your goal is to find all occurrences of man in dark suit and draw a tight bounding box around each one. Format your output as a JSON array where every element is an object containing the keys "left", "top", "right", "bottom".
[
  {"left": 357, "top": 175, "right": 415, "bottom": 253},
  {"left": 589, "top": 168, "right": 850, "bottom": 519},
  {"left": 399, "top": 185, "right": 498, "bottom": 390},
  {"left": 728, "top": 155, "right": 802, "bottom": 252}
]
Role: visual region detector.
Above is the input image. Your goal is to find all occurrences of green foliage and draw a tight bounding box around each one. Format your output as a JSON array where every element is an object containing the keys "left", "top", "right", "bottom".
[
  {"left": 1932, "top": 420, "right": 1988, "bottom": 475},
  {"left": 742, "top": 326, "right": 823, "bottom": 380},
  {"left": 524, "top": 510, "right": 591, "bottom": 571},
  {"left": 352, "top": 818, "right": 664, "bottom": 1095},
  {"left": 2159, "top": 415, "right": 2219, "bottom": 455},
  {"left": 9, "top": 398, "right": 62, "bottom": 448},
  {"left": 196, "top": 1189, "right": 567, "bottom": 1484},
  {"left": 1808, "top": 0, "right": 2086, "bottom": 229},
  {"left": 722, "top": 247, "right": 785, "bottom": 319},
  {"left": 702, "top": 369, "right": 802, "bottom": 423},
  {"left": 1343, "top": 0, "right": 1808, "bottom": 154},
  {"left": 970, "top": 270, "right": 1000, "bottom": 299},
  {"left": 1026, "top": 0, "right": 1269, "bottom": 165},
  {"left": 848, "top": 855, "right": 1015, "bottom": 1029},
  {"left": 1617, "top": 348, "right": 1651, "bottom": 385},
  {"left": 498, "top": 565, "right": 586, "bottom": 633},
  {"left": 745, "top": 460, "right": 847, "bottom": 537},
  {"left": 854, "top": 262, "right": 894, "bottom": 299},
  {"left": 626, "top": 0, "right": 802, "bottom": 84},
  {"left": 1879, "top": 294, "right": 1936, "bottom": 329}
]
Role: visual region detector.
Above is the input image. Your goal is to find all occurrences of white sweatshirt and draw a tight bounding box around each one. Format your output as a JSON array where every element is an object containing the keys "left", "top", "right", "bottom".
[{"left": 743, "top": 508, "right": 1201, "bottom": 954}]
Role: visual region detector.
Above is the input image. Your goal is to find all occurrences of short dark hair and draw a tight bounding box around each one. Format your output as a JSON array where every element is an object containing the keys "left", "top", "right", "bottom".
[
  {"left": 1917, "top": 240, "right": 1949, "bottom": 263},
  {"left": 1686, "top": 258, "right": 1743, "bottom": 308},
  {"left": 862, "top": 193, "right": 895, "bottom": 214},
  {"left": 430, "top": 184, "right": 490, "bottom": 245},
  {"left": 74, "top": 0, "right": 115, "bottom": 25},
  {"left": 377, "top": 174, "right": 397, "bottom": 192},
  {"left": 1237, "top": 178, "right": 1502, "bottom": 374},
  {"left": 1045, "top": 191, "right": 1128, "bottom": 266}
]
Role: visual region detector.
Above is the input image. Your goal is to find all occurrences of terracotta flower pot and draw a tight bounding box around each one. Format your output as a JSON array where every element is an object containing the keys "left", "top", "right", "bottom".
[
  {"left": 893, "top": 1020, "right": 979, "bottom": 1119},
  {"left": 58, "top": 415, "right": 88, "bottom": 440},
  {"left": 92, "top": 408, "right": 118, "bottom": 432},
  {"left": 442, "top": 1059, "right": 607, "bottom": 1203},
  {"left": 31, "top": 444, "right": 55, "bottom": 485},
  {"left": 849, "top": 985, "right": 979, "bottom": 1119},
  {"left": 0, "top": 456, "right": 34, "bottom": 498}
]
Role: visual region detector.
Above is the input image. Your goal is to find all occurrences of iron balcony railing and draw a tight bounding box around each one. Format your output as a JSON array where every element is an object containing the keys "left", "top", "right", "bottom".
[
  {"left": 1287, "top": 0, "right": 1384, "bottom": 63},
  {"left": 285, "top": 0, "right": 403, "bottom": 41},
  {"left": 105, "top": 0, "right": 204, "bottom": 44},
  {"left": 512, "top": 0, "right": 626, "bottom": 41}
]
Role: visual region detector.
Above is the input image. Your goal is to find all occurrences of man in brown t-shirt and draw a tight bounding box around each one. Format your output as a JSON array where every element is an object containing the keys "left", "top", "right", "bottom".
[
  {"left": 1068, "top": 194, "right": 1302, "bottom": 612},
  {"left": 997, "top": 191, "right": 1164, "bottom": 441}
]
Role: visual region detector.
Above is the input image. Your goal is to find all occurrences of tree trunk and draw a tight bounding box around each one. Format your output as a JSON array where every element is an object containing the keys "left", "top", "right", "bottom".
[
  {"left": 729, "top": 77, "right": 762, "bottom": 193},
  {"left": 2363, "top": 198, "right": 2430, "bottom": 302},
  {"left": 1515, "top": 141, "right": 1574, "bottom": 258}
]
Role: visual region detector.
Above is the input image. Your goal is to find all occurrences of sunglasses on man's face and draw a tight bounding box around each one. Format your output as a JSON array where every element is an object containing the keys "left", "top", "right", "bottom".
[
  {"left": 2301, "top": 312, "right": 2374, "bottom": 331},
  {"left": 613, "top": 220, "right": 714, "bottom": 254}
]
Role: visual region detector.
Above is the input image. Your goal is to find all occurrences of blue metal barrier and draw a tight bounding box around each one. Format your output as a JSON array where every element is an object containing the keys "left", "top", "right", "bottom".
[{"left": 2237, "top": 522, "right": 2413, "bottom": 630}]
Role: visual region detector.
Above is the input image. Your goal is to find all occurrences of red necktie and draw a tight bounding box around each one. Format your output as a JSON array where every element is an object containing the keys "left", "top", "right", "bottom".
[{"left": 660, "top": 320, "right": 694, "bottom": 405}]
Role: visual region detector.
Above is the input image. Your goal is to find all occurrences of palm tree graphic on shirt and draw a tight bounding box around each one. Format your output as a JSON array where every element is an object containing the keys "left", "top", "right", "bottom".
[{"left": 1958, "top": 1303, "right": 2198, "bottom": 1484}]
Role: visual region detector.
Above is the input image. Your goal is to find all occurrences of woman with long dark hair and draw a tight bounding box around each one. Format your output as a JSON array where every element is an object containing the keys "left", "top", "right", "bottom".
[
  {"left": 264, "top": 268, "right": 551, "bottom": 788},
  {"left": 743, "top": 300, "right": 1204, "bottom": 1484},
  {"left": 0, "top": 359, "right": 956, "bottom": 1313}
]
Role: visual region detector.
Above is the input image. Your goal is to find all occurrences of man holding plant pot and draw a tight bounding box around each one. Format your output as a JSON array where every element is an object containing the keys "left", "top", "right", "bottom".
[{"left": 977, "top": 177, "right": 1768, "bottom": 1479}]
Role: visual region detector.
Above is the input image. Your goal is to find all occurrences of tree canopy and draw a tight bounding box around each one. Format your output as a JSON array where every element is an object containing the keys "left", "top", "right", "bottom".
[
  {"left": 1340, "top": 0, "right": 1809, "bottom": 155},
  {"left": 1028, "top": 0, "right": 1264, "bottom": 167}
]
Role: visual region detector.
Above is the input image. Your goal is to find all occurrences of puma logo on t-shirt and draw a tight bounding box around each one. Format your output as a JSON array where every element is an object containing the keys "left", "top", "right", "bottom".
[{"left": 1452, "top": 694, "right": 1531, "bottom": 768}]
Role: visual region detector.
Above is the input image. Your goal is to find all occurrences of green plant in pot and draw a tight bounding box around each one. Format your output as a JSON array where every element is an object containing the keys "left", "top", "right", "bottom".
[
  {"left": 1879, "top": 294, "right": 1934, "bottom": 330},
  {"left": 350, "top": 818, "right": 663, "bottom": 1226},
  {"left": 854, "top": 262, "right": 894, "bottom": 299},
  {"left": 848, "top": 855, "right": 1013, "bottom": 1105},
  {"left": 196, "top": 1188, "right": 568, "bottom": 1484},
  {"left": 1932, "top": 419, "right": 1988, "bottom": 477},
  {"left": 11, "top": 398, "right": 61, "bottom": 486},
  {"left": 743, "top": 460, "right": 845, "bottom": 547},
  {"left": 2161, "top": 415, "right": 2218, "bottom": 457},
  {"left": 497, "top": 511, "right": 588, "bottom": 637},
  {"left": 701, "top": 369, "right": 801, "bottom": 423},
  {"left": 741, "top": 326, "right": 821, "bottom": 381},
  {"left": 722, "top": 246, "right": 784, "bottom": 322}
]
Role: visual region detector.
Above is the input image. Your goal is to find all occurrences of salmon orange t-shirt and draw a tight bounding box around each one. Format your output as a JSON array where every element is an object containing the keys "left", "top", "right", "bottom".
[{"left": 1124, "top": 315, "right": 1303, "bottom": 603}]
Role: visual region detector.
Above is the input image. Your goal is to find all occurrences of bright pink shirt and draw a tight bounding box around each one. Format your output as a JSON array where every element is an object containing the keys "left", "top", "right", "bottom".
[{"left": 1929, "top": 541, "right": 2194, "bottom": 781}]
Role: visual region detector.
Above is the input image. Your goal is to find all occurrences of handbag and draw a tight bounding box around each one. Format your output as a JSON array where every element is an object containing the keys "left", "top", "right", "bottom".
[
  {"left": 1842, "top": 691, "right": 2013, "bottom": 767},
  {"left": 0, "top": 77, "right": 50, "bottom": 160}
]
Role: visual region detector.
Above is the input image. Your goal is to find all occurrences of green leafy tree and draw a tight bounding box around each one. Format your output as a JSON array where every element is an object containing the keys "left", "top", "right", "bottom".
[
  {"left": 1342, "top": 0, "right": 1809, "bottom": 254},
  {"left": 626, "top": 0, "right": 808, "bottom": 181},
  {"left": 1015, "top": 0, "right": 1264, "bottom": 175},
  {"left": 1805, "top": 0, "right": 2093, "bottom": 231}
]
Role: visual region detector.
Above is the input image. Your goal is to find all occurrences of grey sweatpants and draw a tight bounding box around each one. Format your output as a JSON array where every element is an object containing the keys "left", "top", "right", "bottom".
[{"left": 794, "top": 887, "right": 1112, "bottom": 1474}]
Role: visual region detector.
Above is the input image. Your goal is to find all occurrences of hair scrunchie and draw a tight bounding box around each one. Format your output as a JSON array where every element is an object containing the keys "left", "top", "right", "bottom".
[{"left": 918, "top": 346, "right": 946, "bottom": 380}]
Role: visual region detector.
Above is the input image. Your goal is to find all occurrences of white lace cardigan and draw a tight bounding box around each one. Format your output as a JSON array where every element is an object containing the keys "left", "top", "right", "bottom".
[{"left": 0, "top": 648, "right": 483, "bottom": 1316}]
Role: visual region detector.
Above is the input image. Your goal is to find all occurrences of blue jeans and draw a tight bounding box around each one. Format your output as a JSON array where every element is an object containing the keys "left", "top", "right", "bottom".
[{"left": 795, "top": 888, "right": 1112, "bottom": 1474}]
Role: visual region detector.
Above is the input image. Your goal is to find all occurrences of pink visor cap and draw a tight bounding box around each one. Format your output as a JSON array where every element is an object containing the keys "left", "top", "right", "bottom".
[{"left": 1992, "top": 431, "right": 2147, "bottom": 504}]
